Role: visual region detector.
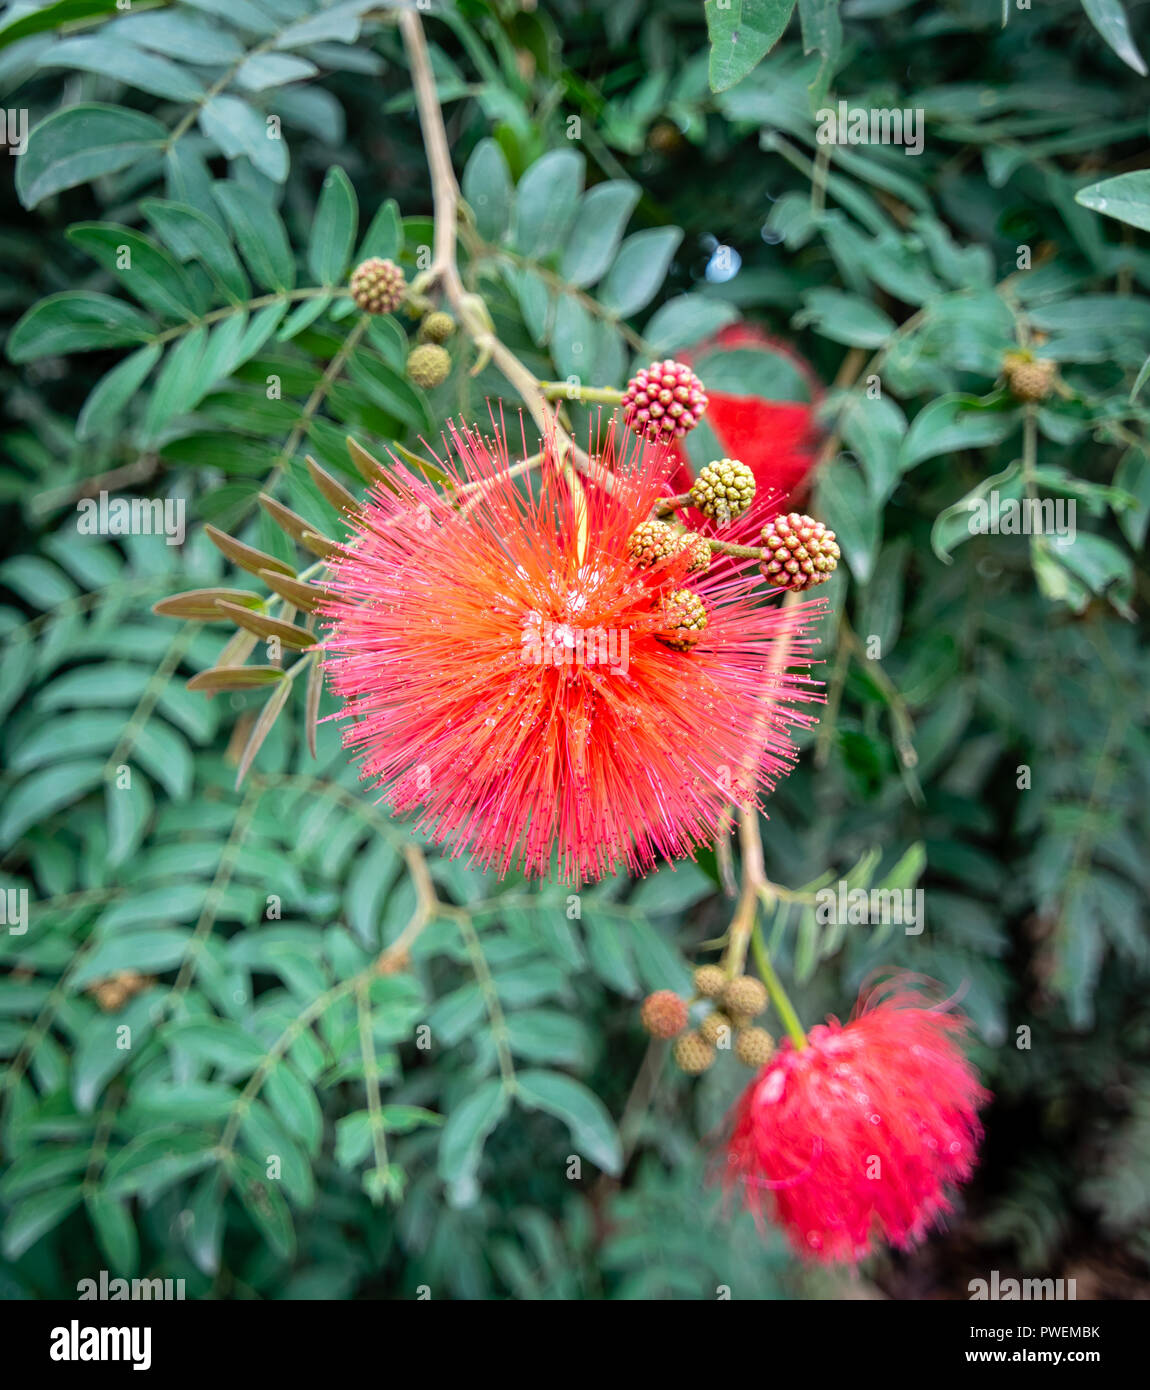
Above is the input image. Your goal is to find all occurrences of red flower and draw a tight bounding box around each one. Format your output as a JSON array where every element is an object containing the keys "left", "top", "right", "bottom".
[
  {"left": 724, "top": 985, "right": 988, "bottom": 1263},
  {"left": 322, "top": 422, "right": 824, "bottom": 883},
  {"left": 667, "top": 323, "right": 825, "bottom": 536}
]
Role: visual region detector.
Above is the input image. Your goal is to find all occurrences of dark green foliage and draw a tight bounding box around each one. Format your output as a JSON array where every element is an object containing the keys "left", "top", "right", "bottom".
[{"left": 1, "top": 0, "right": 1147, "bottom": 1300}]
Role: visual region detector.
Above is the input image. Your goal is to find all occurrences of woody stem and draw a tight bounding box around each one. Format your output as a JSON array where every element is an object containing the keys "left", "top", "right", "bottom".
[
  {"left": 398, "top": 8, "right": 613, "bottom": 493},
  {"left": 652, "top": 494, "right": 694, "bottom": 516},
  {"left": 723, "top": 805, "right": 770, "bottom": 979},
  {"left": 708, "top": 540, "right": 766, "bottom": 559}
]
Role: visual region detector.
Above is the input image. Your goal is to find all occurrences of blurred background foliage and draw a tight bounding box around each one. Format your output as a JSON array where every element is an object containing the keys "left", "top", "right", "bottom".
[{"left": 1, "top": 0, "right": 1148, "bottom": 1299}]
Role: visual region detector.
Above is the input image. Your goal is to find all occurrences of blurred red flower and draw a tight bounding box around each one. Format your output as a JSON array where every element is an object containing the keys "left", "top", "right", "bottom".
[
  {"left": 724, "top": 982, "right": 988, "bottom": 1263},
  {"left": 667, "top": 322, "right": 825, "bottom": 538}
]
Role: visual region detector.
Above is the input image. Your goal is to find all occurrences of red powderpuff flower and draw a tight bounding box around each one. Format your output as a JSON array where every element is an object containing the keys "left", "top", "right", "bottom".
[
  {"left": 723, "top": 986, "right": 988, "bottom": 1263},
  {"left": 321, "top": 421, "right": 824, "bottom": 883}
]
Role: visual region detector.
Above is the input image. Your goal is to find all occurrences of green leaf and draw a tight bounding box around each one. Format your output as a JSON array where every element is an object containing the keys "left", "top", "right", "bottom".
[
  {"left": 705, "top": 0, "right": 796, "bottom": 93},
  {"left": 185, "top": 1171, "right": 226, "bottom": 1276},
  {"left": 142, "top": 328, "right": 208, "bottom": 438},
  {"left": 38, "top": 36, "right": 206, "bottom": 101},
  {"left": 71, "top": 929, "right": 191, "bottom": 990},
  {"left": 213, "top": 182, "right": 297, "bottom": 292},
  {"left": 236, "top": 301, "right": 290, "bottom": 361},
  {"left": 462, "top": 138, "right": 514, "bottom": 244},
  {"left": 200, "top": 98, "right": 288, "bottom": 183},
  {"left": 347, "top": 352, "right": 432, "bottom": 434},
  {"left": 308, "top": 167, "right": 357, "bottom": 286},
  {"left": 0, "top": 641, "right": 35, "bottom": 724},
  {"left": 2, "top": 1186, "right": 82, "bottom": 1259},
  {"left": 1080, "top": 0, "right": 1147, "bottom": 76},
  {"left": 600, "top": 227, "right": 683, "bottom": 318},
  {"left": 193, "top": 314, "right": 251, "bottom": 397},
  {"left": 67, "top": 224, "right": 206, "bottom": 322},
  {"left": 930, "top": 462, "right": 1023, "bottom": 564},
  {"left": 796, "top": 288, "right": 895, "bottom": 348},
  {"left": 169, "top": 1018, "right": 267, "bottom": 1074},
  {"left": 72, "top": 1002, "right": 156, "bottom": 1113},
  {"left": 7, "top": 293, "right": 154, "bottom": 362},
  {"left": 516, "top": 1070, "right": 623, "bottom": 1175},
  {"left": 105, "top": 1132, "right": 216, "bottom": 1200},
  {"left": 0, "top": 760, "right": 106, "bottom": 848},
  {"left": 142, "top": 198, "right": 252, "bottom": 304},
  {"left": 840, "top": 393, "right": 909, "bottom": 504},
  {"left": 343, "top": 838, "right": 396, "bottom": 947},
  {"left": 512, "top": 149, "right": 584, "bottom": 259},
  {"left": 628, "top": 917, "right": 694, "bottom": 996},
  {"left": 427, "top": 984, "right": 485, "bottom": 1047},
  {"left": 378, "top": 1105, "right": 443, "bottom": 1134},
  {"left": 104, "top": 775, "right": 154, "bottom": 868},
  {"left": 335, "top": 1110, "right": 373, "bottom": 1168},
  {"left": 278, "top": 295, "right": 331, "bottom": 341},
  {"left": 77, "top": 343, "right": 162, "bottom": 440},
  {"left": 817, "top": 459, "right": 879, "bottom": 584},
  {"left": 236, "top": 52, "right": 317, "bottom": 91},
  {"left": 900, "top": 394, "right": 1017, "bottom": 470},
  {"left": 0, "top": 0, "right": 118, "bottom": 51},
  {"left": 550, "top": 294, "right": 595, "bottom": 380},
  {"left": 798, "top": 0, "right": 843, "bottom": 102},
  {"left": 505, "top": 1010, "right": 593, "bottom": 1067},
  {"left": 583, "top": 912, "right": 641, "bottom": 996},
  {"left": 235, "top": 1156, "right": 296, "bottom": 1258},
  {"left": 357, "top": 199, "right": 403, "bottom": 263},
  {"left": 1051, "top": 533, "right": 1133, "bottom": 613},
  {"left": 107, "top": 11, "right": 244, "bottom": 65},
  {"left": 559, "top": 180, "right": 640, "bottom": 288},
  {"left": 1076, "top": 171, "right": 1150, "bottom": 233},
  {"left": 85, "top": 1192, "right": 139, "bottom": 1277},
  {"left": 238, "top": 1099, "right": 314, "bottom": 1208},
  {"left": 183, "top": 0, "right": 278, "bottom": 35},
  {"left": 17, "top": 103, "right": 168, "bottom": 209},
  {"left": 437, "top": 1078, "right": 508, "bottom": 1185},
  {"left": 265, "top": 1061, "right": 323, "bottom": 1156},
  {"left": 0, "top": 1148, "right": 89, "bottom": 1202},
  {"left": 512, "top": 267, "right": 555, "bottom": 346},
  {"left": 1113, "top": 448, "right": 1150, "bottom": 548},
  {"left": 0, "top": 555, "right": 78, "bottom": 607},
  {"left": 643, "top": 295, "right": 739, "bottom": 355},
  {"left": 275, "top": 1, "right": 369, "bottom": 47}
]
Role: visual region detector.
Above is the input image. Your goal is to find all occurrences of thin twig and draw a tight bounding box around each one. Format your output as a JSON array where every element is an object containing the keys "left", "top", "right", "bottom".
[{"left": 398, "top": 7, "right": 613, "bottom": 493}]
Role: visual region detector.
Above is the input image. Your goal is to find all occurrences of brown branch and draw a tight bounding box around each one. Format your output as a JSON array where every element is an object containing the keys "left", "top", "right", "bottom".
[{"left": 398, "top": 8, "right": 614, "bottom": 493}]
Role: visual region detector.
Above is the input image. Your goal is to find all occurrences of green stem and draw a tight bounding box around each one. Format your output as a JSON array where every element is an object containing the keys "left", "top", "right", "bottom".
[
  {"left": 356, "top": 978, "right": 392, "bottom": 1196},
  {"left": 751, "top": 924, "right": 807, "bottom": 1050},
  {"left": 150, "top": 286, "right": 345, "bottom": 347},
  {"left": 538, "top": 380, "right": 625, "bottom": 405}
]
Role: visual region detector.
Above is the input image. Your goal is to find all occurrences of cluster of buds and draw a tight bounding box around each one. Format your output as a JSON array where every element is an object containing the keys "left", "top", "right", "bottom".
[
  {"left": 689, "top": 458, "right": 756, "bottom": 526},
  {"left": 349, "top": 259, "right": 455, "bottom": 389},
  {"left": 350, "top": 257, "right": 407, "bottom": 316},
  {"left": 626, "top": 519, "right": 710, "bottom": 573},
  {"left": 657, "top": 587, "right": 708, "bottom": 651},
  {"left": 759, "top": 512, "right": 840, "bottom": 592},
  {"left": 406, "top": 343, "right": 452, "bottom": 389},
  {"left": 624, "top": 522, "right": 712, "bottom": 654},
  {"left": 622, "top": 359, "right": 709, "bottom": 444},
  {"left": 1002, "top": 349, "right": 1058, "bottom": 403},
  {"left": 418, "top": 310, "right": 456, "bottom": 345},
  {"left": 639, "top": 966, "right": 775, "bottom": 1073},
  {"left": 85, "top": 970, "right": 153, "bottom": 1013},
  {"left": 407, "top": 310, "right": 456, "bottom": 388}
]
